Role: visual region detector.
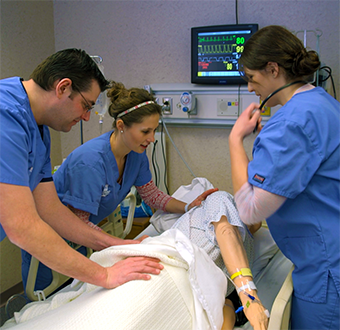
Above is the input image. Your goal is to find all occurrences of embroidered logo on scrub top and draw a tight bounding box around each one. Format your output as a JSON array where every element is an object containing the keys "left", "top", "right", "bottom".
[
  {"left": 253, "top": 174, "right": 265, "bottom": 184},
  {"left": 102, "top": 184, "right": 110, "bottom": 197}
]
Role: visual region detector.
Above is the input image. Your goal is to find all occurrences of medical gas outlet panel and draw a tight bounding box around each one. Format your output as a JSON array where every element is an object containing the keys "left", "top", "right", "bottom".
[{"left": 144, "top": 83, "right": 280, "bottom": 127}]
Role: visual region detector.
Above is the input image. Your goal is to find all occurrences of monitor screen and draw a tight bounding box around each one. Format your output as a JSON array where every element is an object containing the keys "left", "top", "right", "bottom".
[{"left": 191, "top": 24, "right": 258, "bottom": 85}]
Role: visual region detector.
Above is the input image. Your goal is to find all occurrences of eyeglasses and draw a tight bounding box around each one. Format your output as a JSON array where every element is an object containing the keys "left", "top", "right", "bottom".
[{"left": 74, "top": 88, "right": 94, "bottom": 113}]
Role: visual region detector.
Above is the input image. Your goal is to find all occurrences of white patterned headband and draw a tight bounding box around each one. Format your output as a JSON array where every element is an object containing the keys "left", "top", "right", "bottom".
[{"left": 117, "top": 101, "right": 155, "bottom": 118}]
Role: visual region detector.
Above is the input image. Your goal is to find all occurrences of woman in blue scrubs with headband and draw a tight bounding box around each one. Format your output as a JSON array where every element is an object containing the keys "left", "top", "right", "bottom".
[
  {"left": 229, "top": 25, "right": 339, "bottom": 330},
  {"left": 21, "top": 81, "right": 216, "bottom": 293}
]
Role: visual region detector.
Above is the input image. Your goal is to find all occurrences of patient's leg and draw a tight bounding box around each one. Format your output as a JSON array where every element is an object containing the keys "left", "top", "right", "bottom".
[{"left": 222, "top": 298, "right": 236, "bottom": 330}]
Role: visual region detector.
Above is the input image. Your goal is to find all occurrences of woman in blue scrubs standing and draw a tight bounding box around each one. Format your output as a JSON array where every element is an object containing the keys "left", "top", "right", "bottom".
[
  {"left": 229, "top": 25, "right": 339, "bottom": 330},
  {"left": 22, "top": 81, "right": 216, "bottom": 293}
]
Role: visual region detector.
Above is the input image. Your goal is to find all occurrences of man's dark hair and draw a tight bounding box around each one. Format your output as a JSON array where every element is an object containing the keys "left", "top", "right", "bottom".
[{"left": 30, "top": 48, "right": 110, "bottom": 92}]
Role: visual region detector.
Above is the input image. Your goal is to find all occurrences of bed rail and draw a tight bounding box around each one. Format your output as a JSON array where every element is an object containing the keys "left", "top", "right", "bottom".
[{"left": 267, "top": 265, "right": 294, "bottom": 330}]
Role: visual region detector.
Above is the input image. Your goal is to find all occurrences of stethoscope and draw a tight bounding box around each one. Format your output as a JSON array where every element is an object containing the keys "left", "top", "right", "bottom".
[{"left": 253, "top": 80, "right": 308, "bottom": 133}]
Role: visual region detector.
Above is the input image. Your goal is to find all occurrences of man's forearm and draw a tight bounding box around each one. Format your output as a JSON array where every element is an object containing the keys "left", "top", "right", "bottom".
[
  {"left": 23, "top": 219, "right": 109, "bottom": 288},
  {"left": 33, "top": 182, "right": 125, "bottom": 251}
]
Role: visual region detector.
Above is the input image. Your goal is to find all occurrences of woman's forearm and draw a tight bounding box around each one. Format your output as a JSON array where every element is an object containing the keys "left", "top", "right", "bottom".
[{"left": 229, "top": 132, "right": 250, "bottom": 195}]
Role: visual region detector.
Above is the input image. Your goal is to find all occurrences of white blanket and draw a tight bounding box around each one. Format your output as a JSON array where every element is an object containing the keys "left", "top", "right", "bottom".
[
  {"left": 2, "top": 229, "right": 227, "bottom": 330},
  {"left": 150, "top": 177, "right": 214, "bottom": 232}
]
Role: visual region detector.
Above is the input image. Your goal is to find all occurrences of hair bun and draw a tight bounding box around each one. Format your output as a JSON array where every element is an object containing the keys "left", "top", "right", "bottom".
[
  {"left": 107, "top": 81, "right": 127, "bottom": 103},
  {"left": 292, "top": 51, "right": 305, "bottom": 75}
]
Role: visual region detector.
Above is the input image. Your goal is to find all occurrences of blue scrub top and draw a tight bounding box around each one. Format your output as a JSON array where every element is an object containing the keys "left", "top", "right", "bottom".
[
  {"left": 248, "top": 87, "right": 340, "bottom": 303},
  {"left": 21, "top": 131, "right": 152, "bottom": 292},
  {"left": 0, "top": 77, "right": 52, "bottom": 241},
  {"left": 53, "top": 130, "right": 152, "bottom": 225}
]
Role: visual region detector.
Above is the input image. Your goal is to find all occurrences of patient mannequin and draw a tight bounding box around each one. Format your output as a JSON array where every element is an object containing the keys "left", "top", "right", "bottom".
[{"left": 172, "top": 190, "right": 268, "bottom": 330}]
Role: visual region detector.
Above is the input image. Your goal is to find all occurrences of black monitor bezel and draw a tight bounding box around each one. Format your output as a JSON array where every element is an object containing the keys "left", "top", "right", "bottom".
[{"left": 191, "top": 23, "right": 259, "bottom": 85}]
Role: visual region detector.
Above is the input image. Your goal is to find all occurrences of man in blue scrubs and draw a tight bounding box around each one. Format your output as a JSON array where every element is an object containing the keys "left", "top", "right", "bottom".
[{"left": 0, "top": 49, "right": 163, "bottom": 294}]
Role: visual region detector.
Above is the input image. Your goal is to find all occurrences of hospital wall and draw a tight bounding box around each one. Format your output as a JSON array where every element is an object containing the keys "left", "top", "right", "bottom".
[
  {"left": 54, "top": 0, "right": 339, "bottom": 193},
  {"left": 0, "top": 1, "right": 59, "bottom": 298},
  {"left": 0, "top": 0, "right": 339, "bottom": 299}
]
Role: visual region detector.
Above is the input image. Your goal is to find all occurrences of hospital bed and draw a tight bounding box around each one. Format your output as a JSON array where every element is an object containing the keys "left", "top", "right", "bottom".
[
  {"left": 25, "top": 188, "right": 137, "bottom": 302},
  {"left": 2, "top": 223, "right": 293, "bottom": 330},
  {"left": 4, "top": 184, "right": 294, "bottom": 329}
]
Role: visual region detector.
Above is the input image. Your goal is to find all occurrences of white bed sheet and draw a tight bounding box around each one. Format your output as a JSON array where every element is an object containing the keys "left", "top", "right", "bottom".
[{"left": 137, "top": 224, "right": 293, "bottom": 330}]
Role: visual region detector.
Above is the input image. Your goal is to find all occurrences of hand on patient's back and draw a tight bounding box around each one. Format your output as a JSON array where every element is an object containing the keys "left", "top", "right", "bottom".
[
  {"left": 105, "top": 256, "right": 163, "bottom": 289},
  {"left": 188, "top": 188, "right": 219, "bottom": 210},
  {"left": 119, "top": 235, "right": 149, "bottom": 245},
  {"left": 134, "top": 235, "right": 149, "bottom": 242}
]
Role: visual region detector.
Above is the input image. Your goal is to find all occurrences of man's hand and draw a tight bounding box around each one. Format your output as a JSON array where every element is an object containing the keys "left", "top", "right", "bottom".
[{"left": 105, "top": 256, "right": 164, "bottom": 289}]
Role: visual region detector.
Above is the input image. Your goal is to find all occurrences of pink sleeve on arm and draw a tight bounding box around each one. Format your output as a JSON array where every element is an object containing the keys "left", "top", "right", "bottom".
[
  {"left": 68, "top": 205, "right": 103, "bottom": 232},
  {"left": 234, "top": 182, "right": 287, "bottom": 225},
  {"left": 136, "top": 180, "right": 172, "bottom": 212}
]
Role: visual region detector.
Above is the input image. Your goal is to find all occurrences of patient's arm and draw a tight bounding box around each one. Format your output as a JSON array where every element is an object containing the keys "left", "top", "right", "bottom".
[{"left": 214, "top": 216, "right": 268, "bottom": 330}]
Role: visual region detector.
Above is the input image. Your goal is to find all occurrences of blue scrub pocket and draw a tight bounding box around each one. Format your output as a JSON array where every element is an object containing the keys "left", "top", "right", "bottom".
[{"left": 283, "top": 234, "right": 328, "bottom": 303}]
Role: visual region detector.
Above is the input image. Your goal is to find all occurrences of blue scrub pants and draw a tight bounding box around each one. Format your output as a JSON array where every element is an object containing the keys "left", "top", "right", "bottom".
[{"left": 291, "top": 275, "right": 339, "bottom": 330}]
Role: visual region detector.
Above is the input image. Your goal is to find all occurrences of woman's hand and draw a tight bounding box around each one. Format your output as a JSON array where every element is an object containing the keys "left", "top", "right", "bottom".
[
  {"left": 231, "top": 102, "right": 262, "bottom": 140},
  {"left": 187, "top": 188, "right": 219, "bottom": 211},
  {"left": 134, "top": 235, "right": 149, "bottom": 243}
]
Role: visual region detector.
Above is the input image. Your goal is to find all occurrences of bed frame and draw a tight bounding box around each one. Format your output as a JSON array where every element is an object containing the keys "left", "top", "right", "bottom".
[{"left": 267, "top": 265, "right": 294, "bottom": 330}]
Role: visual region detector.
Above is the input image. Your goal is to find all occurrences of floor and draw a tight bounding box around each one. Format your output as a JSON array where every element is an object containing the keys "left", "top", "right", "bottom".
[{"left": 0, "top": 294, "right": 28, "bottom": 327}]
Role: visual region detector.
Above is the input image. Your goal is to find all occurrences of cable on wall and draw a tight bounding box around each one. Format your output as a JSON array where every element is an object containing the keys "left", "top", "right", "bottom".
[
  {"left": 161, "top": 117, "right": 197, "bottom": 179},
  {"left": 318, "top": 66, "right": 337, "bottom": 100},
  {"left": 235, "top": 0, "right": 239, "bottom": 24},
  {"left": 151, "top": 140, "right": 160, "bottom": 187}
]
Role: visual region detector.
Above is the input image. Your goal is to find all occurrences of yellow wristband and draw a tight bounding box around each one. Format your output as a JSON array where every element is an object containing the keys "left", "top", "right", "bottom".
[{"left": 230, "top": 268, "right": 253, "bottom": 280}]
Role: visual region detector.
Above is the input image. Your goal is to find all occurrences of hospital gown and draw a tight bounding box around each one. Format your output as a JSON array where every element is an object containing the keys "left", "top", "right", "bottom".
[{"left": 173, "top": 191, "right": 254, "bottom": 297}]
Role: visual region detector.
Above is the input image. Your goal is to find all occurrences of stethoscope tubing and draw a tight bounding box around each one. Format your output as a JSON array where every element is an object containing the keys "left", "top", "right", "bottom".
[{"left": 253, "top": 80, "right": 307, "bottom": 133}]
